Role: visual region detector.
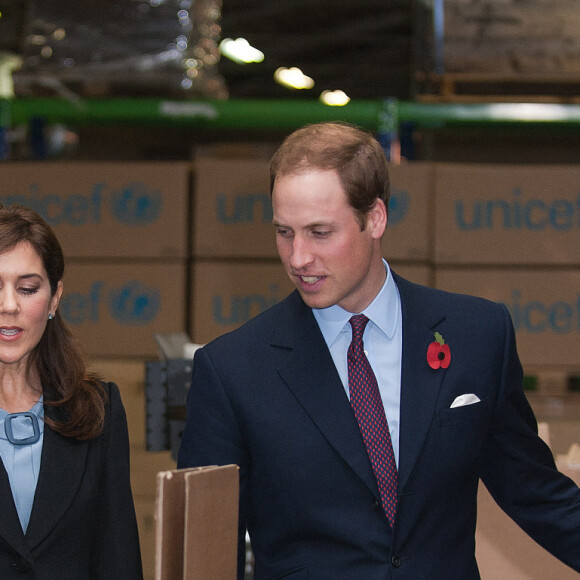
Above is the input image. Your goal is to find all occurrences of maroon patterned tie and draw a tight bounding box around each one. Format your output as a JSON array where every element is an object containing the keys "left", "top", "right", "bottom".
[{"left": 348, "top": 314, "right": 398, "bottom": 527}]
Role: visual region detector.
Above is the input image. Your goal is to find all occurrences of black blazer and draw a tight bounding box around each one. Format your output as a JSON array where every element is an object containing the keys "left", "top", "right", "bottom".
[
  {"left": 178, "top": 274, "right": 580, "bottom": 580},
  {"left": 0, "top": 382, "right": 143, "bottom": 580}
]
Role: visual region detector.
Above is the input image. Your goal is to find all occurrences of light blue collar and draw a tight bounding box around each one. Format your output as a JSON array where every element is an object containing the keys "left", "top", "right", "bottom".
[{"left": 313, "top": 260, "right": 399, "bottom": 346}]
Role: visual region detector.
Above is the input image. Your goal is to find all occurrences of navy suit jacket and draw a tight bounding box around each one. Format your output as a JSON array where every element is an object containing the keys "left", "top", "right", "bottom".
[
  {"left": 178, "top": 274, "right": 580, "bottom": 580},
  {"left": 0, "top": 382, "right": 143, "bottom": 580}
]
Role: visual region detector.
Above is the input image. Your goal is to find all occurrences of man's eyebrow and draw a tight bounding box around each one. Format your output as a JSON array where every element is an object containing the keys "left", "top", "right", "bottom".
[
  {"left": 307, "top": 221, "right": 333, "bottom": 228},
  {"left": 272, "top": 221, "right": 333, "bottom": 229}
]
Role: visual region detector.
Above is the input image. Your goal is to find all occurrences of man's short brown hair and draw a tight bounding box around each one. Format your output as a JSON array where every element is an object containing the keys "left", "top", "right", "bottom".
[{"left": 270, "top": 122, "right": 390, "bottom": 229}]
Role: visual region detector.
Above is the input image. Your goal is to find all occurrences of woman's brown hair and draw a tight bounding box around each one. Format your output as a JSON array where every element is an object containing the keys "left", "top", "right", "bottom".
[{"left": 0, "top": 204, "right": 105, "bottom": 440}]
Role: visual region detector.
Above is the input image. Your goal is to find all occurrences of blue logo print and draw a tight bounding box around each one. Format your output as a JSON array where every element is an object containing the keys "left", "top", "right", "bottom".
[
  {"left": 503, "top": 290, "right": 580, "bottom": 334},
  {"left": 61, "top": 280, "right": 160, "bottom": 325},
  {"left": 216, "top": 193, "right": 273, "bottom": 224},
  {"left": 213, "top": 284, "right": 282, "bottom": 325},
  {"left": 110, "top": 183, "right": 163, "bottom": 225},
  {"left": 109, "top": 281, "right": 160, "bottom": 325},
  {"left": 388, "top": 190, "right": 410, "bottom": 226},
  {"left": 2, "top": 181, "right": 164, "bottom": 226},
  {"left": 455, "top": 188, "right": 580, "bottom": 232}
]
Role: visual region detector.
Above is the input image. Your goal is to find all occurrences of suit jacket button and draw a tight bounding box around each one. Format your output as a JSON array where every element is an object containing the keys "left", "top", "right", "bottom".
[
  {"left": 372, "top": 497, "right": 380, "bottom": 510},
  {"left": 391, "top": 554, "right": 401, "bottom": 568}
]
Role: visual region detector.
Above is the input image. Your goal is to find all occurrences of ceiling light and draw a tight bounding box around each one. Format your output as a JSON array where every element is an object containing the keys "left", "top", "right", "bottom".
[
  {"left": 219, "top": 38, "right": 264, "bottom": 64},
  {"left": 274, "top": 67, "right": 314, "bottom": 90},
  {"left": 320, "top": 90, "right": 350, "bottom": 106},
  {"left": 53, "top": 28, "right": 66, "bottom": 41}
]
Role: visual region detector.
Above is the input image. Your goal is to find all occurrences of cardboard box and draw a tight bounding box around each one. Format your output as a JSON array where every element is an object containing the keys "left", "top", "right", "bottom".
[
  {"left": 475, "top": 424, "right": 580, "bottom": 580},
  {"left": 131, "top": 448, "right": 177, "bottom": 499},
  {"left": 475, "top": 480, "right": 579, "bottom": 580},
  {"left": 135, "top": 497, "right": 157, "bottom": 580},
  {"left": 60, "top": 261, "right": 186, "bottom": 357},
  {"left": 191, "top": 261, "right": 433, "bottom": 344},
  {"left": 88, "top": 358, "right": 148, "bottom": 448},
  {"left": 381, "top": 162, "right": 435, "bottom": 262},
  {"left": 192, "top": 157, "right": 275, "bottom": 258},
  {"left": 193, "top": 157, "right": 435, "bottom": 261},
  {"left": 190, "top": 261, "right": 294, "bottom": 344},
  {"left": 434, "top": 163, "right": 580, "bottom": 265},
  {"left": 529, "top": 395, "right": 580, "bottom": 456},
  {"left": 389, "top": 263, "right": 433, "bottom": 287},
  {"left": 155, "top": 465, "right": 239, "bottom": 580},
  {"left": 0, "top": 162, "right": 189, "bottom": 258},
  {"left": 434, "top": 268, "right": 580, "bottom": 368}
]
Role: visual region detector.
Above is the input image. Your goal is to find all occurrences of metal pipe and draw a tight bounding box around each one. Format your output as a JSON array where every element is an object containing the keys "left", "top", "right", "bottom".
[{"left": 5, "top": 98, "right": 580, "bottom": 130}]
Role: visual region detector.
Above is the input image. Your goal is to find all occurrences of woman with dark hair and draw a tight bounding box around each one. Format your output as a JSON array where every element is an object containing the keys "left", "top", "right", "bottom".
[{"left": 0, "top": 205, "right": 143, "bottom": 579}]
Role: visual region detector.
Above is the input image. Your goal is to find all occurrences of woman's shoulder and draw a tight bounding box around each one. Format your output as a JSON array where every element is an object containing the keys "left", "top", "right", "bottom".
[{"left": 93, "top": 380, "right": 125, "bottom": 420}]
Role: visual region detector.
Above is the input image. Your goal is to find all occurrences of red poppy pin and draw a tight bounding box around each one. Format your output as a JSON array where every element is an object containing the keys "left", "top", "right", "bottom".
[{"left": 427, "top": 332, "right": 451, "bottom": 369}]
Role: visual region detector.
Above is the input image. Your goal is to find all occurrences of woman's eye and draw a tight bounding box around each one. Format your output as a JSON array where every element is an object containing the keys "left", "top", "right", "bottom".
[{"left": 19, "top": 287, "right": 39, "bottom": 295}]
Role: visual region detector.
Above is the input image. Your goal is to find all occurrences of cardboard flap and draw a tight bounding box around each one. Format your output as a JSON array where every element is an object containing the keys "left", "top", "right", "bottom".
[
  {"left": 154, "top": 465, "right": 239, "bottom": 580},
  {"left": 183, "top": 465, "right": 240, "bottom": 579}
]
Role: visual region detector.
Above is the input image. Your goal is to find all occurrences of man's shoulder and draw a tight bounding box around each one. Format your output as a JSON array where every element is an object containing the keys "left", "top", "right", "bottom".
[{"left": 393, "top": 272, "right": 508, "bottom": 317}]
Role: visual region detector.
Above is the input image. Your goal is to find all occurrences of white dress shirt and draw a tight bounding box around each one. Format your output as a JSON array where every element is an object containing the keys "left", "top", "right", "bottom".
[{"left": 313, "top": 260, "right": 402, "bottom": 466}]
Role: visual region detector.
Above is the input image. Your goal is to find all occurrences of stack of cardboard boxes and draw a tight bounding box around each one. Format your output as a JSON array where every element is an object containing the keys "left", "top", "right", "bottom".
[
  {"left": 190, "top": 154, "right": 437, "bottom": 343},
  {"left": 434, "top": 163, "right": 580, "bottom": 376},
  {"left": 1, "top": 162, "right": 190, "bottom": 578},
  {"left": 2, "top": 154, "right": 579, "bottom": 578}
]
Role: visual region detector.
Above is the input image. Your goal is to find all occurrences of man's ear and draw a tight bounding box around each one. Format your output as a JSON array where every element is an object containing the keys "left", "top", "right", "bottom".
[{"left": 368, "top": 198, "right": 387, "bottom": 239}]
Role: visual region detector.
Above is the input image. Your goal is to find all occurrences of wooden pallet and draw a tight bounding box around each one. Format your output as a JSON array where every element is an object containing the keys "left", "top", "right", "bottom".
[{"left": 416, "top": 72, "right": 580, "bottom": 104}]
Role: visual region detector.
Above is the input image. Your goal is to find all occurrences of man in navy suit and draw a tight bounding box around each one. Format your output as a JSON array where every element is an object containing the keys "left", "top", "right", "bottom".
[{"left": 178, "top": 122, "right": 580, "bottom": 579}]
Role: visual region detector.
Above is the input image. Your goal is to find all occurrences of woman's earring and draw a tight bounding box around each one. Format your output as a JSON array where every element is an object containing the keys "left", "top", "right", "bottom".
[{"left": 48, "top": 313, "right": 54, "bottom": 320}]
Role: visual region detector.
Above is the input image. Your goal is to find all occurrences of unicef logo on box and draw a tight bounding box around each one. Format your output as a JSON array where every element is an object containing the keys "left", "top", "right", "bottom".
[
  {"left": 0, "top": 182, "right": 163, "bottom": 226},
  {"left": 109, "top": 281, "right": 161, "bottom": 324},
  {"left": 455, "top": 188, "right": 580, "bottom": 232},
  {"left": 61, "top": 280, "right": 161, "bottom": 326},
  {"left": 212, "top": 284, "right": 282, "bottom": 325},
  {"left": 503, "top": 290, "right": 580, "bottom": 334},
  {"left": 215, "top": 193, "right": 273, "bottom": 224},
  {"left": 387, "top": 190, "right": 410, "bottom": 226},
  {"left": 110, "top": 183, "right": 162, "bottom": 225}
]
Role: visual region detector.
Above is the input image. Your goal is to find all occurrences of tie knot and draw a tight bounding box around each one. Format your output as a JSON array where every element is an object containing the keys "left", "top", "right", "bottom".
[{"left": 349, "top": 314, "right": 369, "bottom": 343}]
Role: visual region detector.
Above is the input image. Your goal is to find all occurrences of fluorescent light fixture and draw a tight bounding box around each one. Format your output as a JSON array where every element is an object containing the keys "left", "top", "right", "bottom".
[
  {"left": 320, "top": 90, "right": 350, "bottom": 106},
  {"left": 219, "top": 38, "right": 264, "bottom": 64},
  {"left": 274, "top": 67, "right": 314, "bottom": 90}
]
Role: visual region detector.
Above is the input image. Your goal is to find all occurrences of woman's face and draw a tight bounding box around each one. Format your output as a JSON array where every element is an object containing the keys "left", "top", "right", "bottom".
[{"left": 0, "top": 242, "right": 62, "bottom": 371}]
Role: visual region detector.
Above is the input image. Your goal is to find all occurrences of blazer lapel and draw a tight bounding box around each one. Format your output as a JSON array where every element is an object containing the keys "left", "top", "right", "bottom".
[
  {"left": 272, "top": 292, "right": 380, "bottom": 498},
  {"left": 271, "top": 280, "right": 452, "bottom": 501},
  {"left": 394, "top": 274, "right": 448, "bottom": 492},
  {"left": 25, "top": 408, "right": 90, "bottom": 548},
  {"left": 0, "top": 460, "right": 30, "bottom": 557}
]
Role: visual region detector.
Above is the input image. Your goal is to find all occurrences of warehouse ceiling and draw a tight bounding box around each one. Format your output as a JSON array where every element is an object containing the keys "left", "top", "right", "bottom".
[{"left": 0, "top": 0, "right": 433, "bottom": 101}]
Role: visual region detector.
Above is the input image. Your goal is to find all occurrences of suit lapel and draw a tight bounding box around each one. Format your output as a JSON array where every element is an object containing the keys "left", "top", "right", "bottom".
[
  {"left": 25, "top": 408, "right": 90, "bottom": 547},
  {"left": 273, "top": 292, "right": 380, "bottom": 498},
  {"left": 394, "top": 274, "right": 448, "bottom": 492},
  {"left": 271, "top": 279, "right": 452, "bottom": 500},
  {"left": 0, "top": 459, "right": 30, "bottom": 557}
]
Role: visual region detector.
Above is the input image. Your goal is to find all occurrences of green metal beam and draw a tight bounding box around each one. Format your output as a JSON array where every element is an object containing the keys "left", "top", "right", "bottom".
[
  {"left": 398, "top": 101, "right": 580, "bottom": 128},
  {"left": 4, "top": 97, "right": 580, "bottom": 131}
]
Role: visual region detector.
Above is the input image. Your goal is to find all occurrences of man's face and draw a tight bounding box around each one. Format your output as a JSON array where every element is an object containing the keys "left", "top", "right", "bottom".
[{"left": 272, "top": 168, "right": 387, "bottom": 313}]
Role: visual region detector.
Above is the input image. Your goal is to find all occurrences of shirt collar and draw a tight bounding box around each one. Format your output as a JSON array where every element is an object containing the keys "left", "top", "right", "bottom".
[{"left": 313, "top": 260, "right": 399, "bottom": 347}]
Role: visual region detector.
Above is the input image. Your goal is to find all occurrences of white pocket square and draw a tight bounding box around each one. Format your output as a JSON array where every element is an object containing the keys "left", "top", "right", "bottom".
[{"left": 450, "top": 394, "right": 481, "bottom": 408}]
